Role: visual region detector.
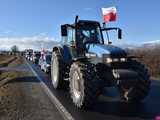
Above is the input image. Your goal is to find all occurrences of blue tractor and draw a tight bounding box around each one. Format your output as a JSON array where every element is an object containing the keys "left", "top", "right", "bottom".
[{"left": 51, "top": 16, "right": 150, "bottom": 109}]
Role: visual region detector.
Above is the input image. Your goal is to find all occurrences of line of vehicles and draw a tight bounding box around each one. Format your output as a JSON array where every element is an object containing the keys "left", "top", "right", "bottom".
[
  {"left": 25, "top": 49, "right": 52, "bottom": 74},
  {"left": 24, "top": 16, "right": 150, "bottom": 110}
]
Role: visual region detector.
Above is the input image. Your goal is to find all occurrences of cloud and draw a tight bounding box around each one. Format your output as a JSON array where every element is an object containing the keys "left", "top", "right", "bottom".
[
  {"left": 143, "top": 40, "right": 160, "bottom": 44},
  {"left": 0, "top": 34, "right": 59, "bottom": 51}
]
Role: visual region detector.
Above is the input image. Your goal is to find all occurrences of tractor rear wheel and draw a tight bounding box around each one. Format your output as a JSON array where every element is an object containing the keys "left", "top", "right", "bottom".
[
  {"left": 118, "top": 60, "right": 150, "bottom": 102},
  {"left": 69, "top": 62, "right": 100, "bottom": 109}
]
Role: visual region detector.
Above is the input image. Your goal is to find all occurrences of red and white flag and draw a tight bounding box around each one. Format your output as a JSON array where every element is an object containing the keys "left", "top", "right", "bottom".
[
  {"left": 102, "top": 6, "right": 117, "bottom": 22},
  {"left": 41, "top": 48, "right": 45, "bottom": 60}
]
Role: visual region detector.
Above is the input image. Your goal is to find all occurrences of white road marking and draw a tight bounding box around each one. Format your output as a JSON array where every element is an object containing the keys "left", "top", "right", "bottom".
[{"left": 26, "top": 60, "right": 74, "bottom": 120}]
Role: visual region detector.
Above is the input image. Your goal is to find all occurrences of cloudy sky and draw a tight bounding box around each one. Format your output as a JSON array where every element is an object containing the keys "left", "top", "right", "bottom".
[
  {"left": 0, "top": 0, "right": 159, "bottom": 50},
  {"left": 0, "top": 34, "right": 58, "bottom": 51}
]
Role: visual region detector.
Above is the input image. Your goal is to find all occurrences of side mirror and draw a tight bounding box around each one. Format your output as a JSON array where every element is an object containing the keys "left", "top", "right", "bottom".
[
  {"left": 118, "top": 29, "right": 122, "bottom": 39},
  {"left": 61, "top": 25, "right": 67, "bottom": 36}
]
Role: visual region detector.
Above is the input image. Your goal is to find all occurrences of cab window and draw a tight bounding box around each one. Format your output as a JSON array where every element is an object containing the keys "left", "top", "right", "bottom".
[{"left": 67, "top": 28, "right": 75, "bottom": 45}]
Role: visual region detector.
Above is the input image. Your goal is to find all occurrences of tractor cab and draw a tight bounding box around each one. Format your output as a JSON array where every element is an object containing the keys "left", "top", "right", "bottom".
[
  {"left": 61, "top": 20, "right": 103, "bottom": 56},
  {"left": 76, "top": 20, "right": 103, "bottom": 45},
  {"left": 61, "top": 16, "right": 122, "bottom": 58}
]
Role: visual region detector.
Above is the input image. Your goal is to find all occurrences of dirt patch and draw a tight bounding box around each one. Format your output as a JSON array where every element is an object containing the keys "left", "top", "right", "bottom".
[
  {"left": 0, "top": 57, "right": 28, "bottom": 119},
  {"left": 0, "top": 81, "right": 25, "bottom": 120},
  {"left": 8, "top": 56, "right": 24, "bottom": 67},
  {"left": 0, "top": 85, "right": 15, "bottom": 120},
  {"left": 0, "top": 55, "right": 17, "bottom": 67},
  {"left": 0, "top": 72, "right": 18, "bottom": 87},
  {"left": 0, "top": 56, "right": 23, "bottom": 85},
  {"left": 0, "top": 55, "right": 10, "bottom": 61}
]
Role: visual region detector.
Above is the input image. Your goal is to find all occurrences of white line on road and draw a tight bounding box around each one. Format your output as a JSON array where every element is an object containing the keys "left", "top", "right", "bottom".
[{"left": 26, "top": 60, "right": 74, "bottom": 120}]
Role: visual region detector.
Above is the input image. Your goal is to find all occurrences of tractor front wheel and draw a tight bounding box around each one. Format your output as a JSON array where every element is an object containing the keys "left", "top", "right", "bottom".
[
  {"left": 69, "top": 62, "right": 100, "bottom": 109},
  {"left": 118, "top": 60, "right": 151, "bottom": 102},
  {"left": 51, "top": 50, "right": 67, "bottom": 89}
]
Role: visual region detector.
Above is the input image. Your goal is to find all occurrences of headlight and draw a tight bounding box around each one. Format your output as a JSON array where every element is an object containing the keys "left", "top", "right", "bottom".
[
  {"left": 106, "top": 58, "right": 112, "bottom": 63},
  {"left": 85, "top": 53, "right": 97, "bottom": 58},
  {"left": 105, "top": 58, "right": 127, "bottom": 63},
  {"left": 113, "top": 58, "right": 119, "bottom": 62},
  {"left": 120, "top": 58, "right": 126, "bottom": 62}
]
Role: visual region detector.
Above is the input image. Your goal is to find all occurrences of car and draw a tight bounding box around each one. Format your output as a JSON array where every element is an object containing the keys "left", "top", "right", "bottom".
[
  {"left": 40, "top": 54, "right": 51, "bottom": 73},
  {"left": 38, "top": 49, "right": 45, "bottom": 67},
  {"left": 33, "top": 52, "right": 41, "bottom": 64},
  {"left": 25, "top": 49, "right": 33, "bottom": 61}
]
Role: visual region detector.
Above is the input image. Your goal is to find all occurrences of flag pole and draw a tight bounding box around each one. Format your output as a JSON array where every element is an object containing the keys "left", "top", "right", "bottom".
[
  {"left": 102, "top": 7, "right": 110, "bottom": 45},
  {"left": 103, "top": 22, "right": 111, "bottom": 45}
]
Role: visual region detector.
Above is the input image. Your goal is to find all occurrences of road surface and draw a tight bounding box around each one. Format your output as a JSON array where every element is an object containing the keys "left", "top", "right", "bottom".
[
  {"left": 27, "top": 59, "right": 160, "bottom": 120},
  {"left": 0, "top": 58, "right": 160, "bottom": 120}
]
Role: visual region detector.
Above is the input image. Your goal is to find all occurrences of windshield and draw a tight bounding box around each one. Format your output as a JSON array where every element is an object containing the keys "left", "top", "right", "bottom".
[{"left": 77, "top": 25, "right": 103, "bottom": 44}]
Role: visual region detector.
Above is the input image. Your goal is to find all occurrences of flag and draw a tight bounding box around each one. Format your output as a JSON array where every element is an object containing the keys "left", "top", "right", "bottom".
[
  {"left": 102, "top": 6, "right": 117, "bottom": 22},
  {"left": 41, "top": 49, "right": 45, "bottom": 60}
]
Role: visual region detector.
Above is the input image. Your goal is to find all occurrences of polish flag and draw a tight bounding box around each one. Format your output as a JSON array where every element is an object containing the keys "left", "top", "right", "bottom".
[{"left": 102, "top": 7, "right": 117, "bottom": 22}]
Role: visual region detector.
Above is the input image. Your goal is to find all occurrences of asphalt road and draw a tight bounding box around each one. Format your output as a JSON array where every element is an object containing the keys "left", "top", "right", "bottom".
[{"left": 27, "top": 60, "right": 160, "bottom": 120}]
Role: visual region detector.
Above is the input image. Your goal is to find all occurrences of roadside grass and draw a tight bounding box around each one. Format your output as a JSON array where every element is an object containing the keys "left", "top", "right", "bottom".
[
  {"left": 8, "top": 56, "right": 24, "bottom": 67},
  {"left": 0, "top": 55, "right": 10, "bottom": 61},
  {"left": 0, "top": 55, "right": 10, "bottom": 65},
  {"left": 0, "top": 56, "right": 24, "bottom": 86},
  {"left": 0, "top": 71, "right": 18, "bottom": 87},
  {"left": 0, "top": 55, "right": 16, "bottom": 67},
  {"left": 153, "top": 75, "right": 160, "bottom": 80},
  {"left": 0, "top": 71, "right": 18, "bottom": 81}
]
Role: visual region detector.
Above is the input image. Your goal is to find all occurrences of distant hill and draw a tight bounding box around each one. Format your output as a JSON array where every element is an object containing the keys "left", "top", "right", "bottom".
[
  {"left": 142, "top": 40, "right": 160, "bottom": 49},
  {"left": 117, "top": 40, "right": 160, "bottom": 50}
]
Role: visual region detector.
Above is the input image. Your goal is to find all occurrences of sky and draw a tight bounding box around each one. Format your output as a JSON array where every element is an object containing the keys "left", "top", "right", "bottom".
[{"left": 0, "top": 0, "right": 159, "bottom": 50}]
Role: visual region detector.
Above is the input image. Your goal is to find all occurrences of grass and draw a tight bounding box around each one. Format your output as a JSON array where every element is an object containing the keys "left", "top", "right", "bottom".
[
  {"left": 0, "top": 71, "right": 18, "bottom": 81},
  {"left": 156, "top": 74, "right": 160, "bottom": 80},
  {"left": 0, "top": 55, "right": 9, "bottom": 61},
  {"left": 8, "top": 56, "right": 24, "bottom": 67},
  {"left": 0, "top": 55, "right": 23, "bottom": 86},
  {"left": 0, "top": 55, "right": 16, "bottom": 67}
]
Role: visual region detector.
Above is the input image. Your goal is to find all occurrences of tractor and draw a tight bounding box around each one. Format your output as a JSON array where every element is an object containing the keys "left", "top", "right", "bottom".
[{"left": 51, "top": 16, "right": 150, "bottom": 109}]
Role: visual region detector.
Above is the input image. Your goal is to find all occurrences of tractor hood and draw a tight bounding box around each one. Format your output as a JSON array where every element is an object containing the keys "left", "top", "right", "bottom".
[{"left": 87, "top": 44, "right": 127, "bottom": 58}]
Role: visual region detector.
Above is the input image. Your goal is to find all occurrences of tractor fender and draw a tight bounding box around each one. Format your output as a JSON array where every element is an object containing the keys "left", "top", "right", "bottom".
[{"left": 52, "top": 46, "right": 72, "bottom": 64}]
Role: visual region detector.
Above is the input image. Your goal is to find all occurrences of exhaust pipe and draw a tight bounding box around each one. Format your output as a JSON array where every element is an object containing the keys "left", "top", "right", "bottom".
[{"left": 75, "top": 15, "right": 79, "bottom": 25}]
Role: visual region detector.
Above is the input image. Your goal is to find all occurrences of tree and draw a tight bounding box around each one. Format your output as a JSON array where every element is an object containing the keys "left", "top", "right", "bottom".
[{"left": 11, "top": 45, "right": 19, "bottom": 55}]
